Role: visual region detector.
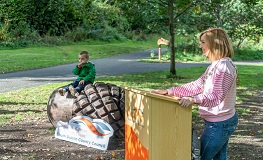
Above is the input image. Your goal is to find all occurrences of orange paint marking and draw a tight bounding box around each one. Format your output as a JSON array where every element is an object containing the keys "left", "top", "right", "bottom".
[{"left": 125, "top": 124, "right": 149, "bottom": 160}]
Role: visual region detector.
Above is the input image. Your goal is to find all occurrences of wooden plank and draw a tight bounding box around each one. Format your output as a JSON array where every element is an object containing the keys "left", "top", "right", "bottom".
[
  {"left": 125, "top": 87, "right": 192, "bottom": 160},
  {"left": 150, "top": 98, "right": 191, "bottom": 160}
]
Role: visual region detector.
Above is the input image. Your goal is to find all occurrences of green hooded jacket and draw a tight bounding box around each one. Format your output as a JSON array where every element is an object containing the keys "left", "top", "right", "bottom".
[{"left": 72, "top": 61, "right": 96, "bottom": 83}]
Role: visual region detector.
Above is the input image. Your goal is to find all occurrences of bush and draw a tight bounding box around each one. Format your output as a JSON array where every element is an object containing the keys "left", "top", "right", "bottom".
[
  {"left": 89, "top": 24, "right": 127, "bottom": 42},
  {"left": 233, "top": 38, "right": 263, "bottom": 61},
  {"left": 234, "top": 48, "right": 263, "bottom": 61},
  {"left": 174, "top": 36, "right": 199, "bottom": 55},
  {"left": 123, "top": 30, "right": 148, "bottom": 41},
  {"left": 64, "top": 27, "right": 90, "bottom": 42}
]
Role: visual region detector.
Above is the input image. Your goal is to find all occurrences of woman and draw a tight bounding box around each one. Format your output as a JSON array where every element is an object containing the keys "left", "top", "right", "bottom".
[{"left": 151, "top": 28, "right": 238, "bottom": 160}]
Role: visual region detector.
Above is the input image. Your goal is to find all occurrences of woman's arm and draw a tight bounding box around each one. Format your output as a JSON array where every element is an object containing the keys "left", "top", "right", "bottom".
[
  {"left": 193, "top": 71, "right": 235, "bottom": 107},
  {"left": 167, "top": 73, "right": 205, "bottom": 97}
]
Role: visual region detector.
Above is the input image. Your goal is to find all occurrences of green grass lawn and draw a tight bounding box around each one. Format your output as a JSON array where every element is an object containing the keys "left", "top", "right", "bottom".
[
  {"left": 0, "top": 40, "right": 158, "bottom": 73},
  {"left": 0, "top": 65, "right": 262, "bottom": 126}
]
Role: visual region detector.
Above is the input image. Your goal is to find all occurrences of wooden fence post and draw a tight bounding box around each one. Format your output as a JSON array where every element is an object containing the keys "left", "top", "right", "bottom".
[{"left": 157, "top": 38, "right": 170, "bottom": 60}]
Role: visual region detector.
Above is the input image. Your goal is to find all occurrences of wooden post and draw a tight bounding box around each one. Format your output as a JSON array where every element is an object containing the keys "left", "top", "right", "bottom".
[
  {"left": 158, "top": 45, "right": 161, "bottom": 60},
  {"left": 157, "top": 38, "right": 170, "bottom": 61}
]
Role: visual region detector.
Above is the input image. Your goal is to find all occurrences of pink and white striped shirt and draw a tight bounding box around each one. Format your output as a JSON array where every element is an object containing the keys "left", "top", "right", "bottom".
[{"left": 167, "top": 57, "right": 237, "bottom": 122}]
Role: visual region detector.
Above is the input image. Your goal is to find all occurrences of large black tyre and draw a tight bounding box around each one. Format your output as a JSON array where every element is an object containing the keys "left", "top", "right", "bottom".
[
  {"left": 47, "top": 87, "right": 75, "bottom": 127},
  {"left": 72, "top": 82, "right": 125, "bottom": 138},
  {"left": 47, "top": 82, "right": 125, "bottom": 138}
]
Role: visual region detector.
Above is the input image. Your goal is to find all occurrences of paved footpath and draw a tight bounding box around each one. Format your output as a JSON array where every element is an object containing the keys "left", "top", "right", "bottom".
[{"left": 0, "top": 49, "right": 262, "bottom": 93}]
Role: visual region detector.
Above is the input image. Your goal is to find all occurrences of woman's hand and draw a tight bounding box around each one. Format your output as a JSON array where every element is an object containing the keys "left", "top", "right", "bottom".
[
  {"left": 150, "top": 89, "right": 168, "bottom": 95},
  {"left": 179, "top": 97, "right": 195, "bottom": 107}
]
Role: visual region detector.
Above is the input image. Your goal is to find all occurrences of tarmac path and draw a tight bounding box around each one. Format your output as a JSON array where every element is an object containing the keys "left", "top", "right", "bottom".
[{"left": 0, "top": 49, "right": 262, "bottom": 93}]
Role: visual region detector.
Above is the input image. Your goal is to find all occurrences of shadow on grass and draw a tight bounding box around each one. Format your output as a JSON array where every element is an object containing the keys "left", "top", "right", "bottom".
[
  {"left": 0, "top": 109, "right": 43, "bottom": 114},
  {"left": 0, "top": 101, "right": 47, "bottom": 106}
]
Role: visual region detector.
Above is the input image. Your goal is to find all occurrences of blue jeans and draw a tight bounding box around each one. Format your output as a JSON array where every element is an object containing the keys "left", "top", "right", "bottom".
[
  {"left": 64, "top": 80, "right": 91, "bottom": 93},
  {"left": 201, "top": 112, "right": 238, "bottom": 160}
]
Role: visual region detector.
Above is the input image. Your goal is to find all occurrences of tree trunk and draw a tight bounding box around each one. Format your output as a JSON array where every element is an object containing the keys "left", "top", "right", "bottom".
[{"left": 168, "top": 0, "right": 176, "bottom": 76}]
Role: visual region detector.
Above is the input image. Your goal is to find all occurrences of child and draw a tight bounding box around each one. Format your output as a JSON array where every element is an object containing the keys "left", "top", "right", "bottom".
[{"left": 58, "top": 51, "right": 96, "bottom": 97}]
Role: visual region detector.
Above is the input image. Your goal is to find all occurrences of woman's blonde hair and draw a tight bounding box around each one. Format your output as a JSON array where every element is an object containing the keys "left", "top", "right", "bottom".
[{"left": 199, "top": 28, "right": 234, "bottom": 61}]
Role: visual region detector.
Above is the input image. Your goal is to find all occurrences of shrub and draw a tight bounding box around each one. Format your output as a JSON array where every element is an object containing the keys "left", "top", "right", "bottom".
[{"left": 64, "top": 27, "right": 90, "bottom": 42}]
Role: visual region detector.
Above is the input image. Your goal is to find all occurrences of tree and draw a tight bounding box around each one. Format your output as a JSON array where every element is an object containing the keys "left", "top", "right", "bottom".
[
  {"left": 168, "top": 0, "right": 176, "bottom": 76},
  {"left": 115, "top": 0, "right": 166, "bottom": 33},
  {"left": 0, "top": 0, "right": 87, "bottom": 37},
  {"left": 227, "top": 0, "right": 263, "bottom": 51},
  {"left": 196, "top": 0, "right": 263, "bottom": 51},
  {"left": 162, "top": 0, "right": 196, "bottom": 76},
  {"left": 115, "top": 0, "right": 197, "bottom": 76}
]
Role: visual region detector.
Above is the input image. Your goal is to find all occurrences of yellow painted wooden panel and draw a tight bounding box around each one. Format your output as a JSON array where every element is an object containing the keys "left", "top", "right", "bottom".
[
  {"left": 125, "top": 88, "right": 192, "bottom": 160},
  {"left": 150, "top": 98, "right": 191, "bottom": 160},
  {"left": 125, "top": 89, "right": 151, "bottom": 160},
  {"left": 125, "top": 89, "right": 150, "bottom": 148}
]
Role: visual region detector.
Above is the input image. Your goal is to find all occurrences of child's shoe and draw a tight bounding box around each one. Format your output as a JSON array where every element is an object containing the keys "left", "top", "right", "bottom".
[
  {"left": 58, "top": 88, "right": 66, "bottom": 96},
  {"left": 69, "top": 85, "right": 77, "bottom": 97}
]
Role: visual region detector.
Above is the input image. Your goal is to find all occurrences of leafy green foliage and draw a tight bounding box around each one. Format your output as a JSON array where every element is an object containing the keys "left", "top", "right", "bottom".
[
  {"left": 27, "top": 0, "right": 85, "bottom": 36},
  {"left": 195, "top": 0, "right": 263, "bottom": 49},
  {"left": 0, "top": 0, "right": 262, "bottom": 56},
  {"left": 84, "top": 1, "right": 129, "bottom": 41},
  {"left": 0, "top": 0, "right": 88, "bottom": 47},
  {"left": 234, "top": 49, "right": 263, "bottom": 60}
]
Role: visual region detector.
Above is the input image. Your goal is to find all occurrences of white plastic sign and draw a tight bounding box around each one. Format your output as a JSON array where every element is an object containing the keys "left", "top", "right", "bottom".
[{"left": 55, "top": 116, "right": 114, "bottom": 150}]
